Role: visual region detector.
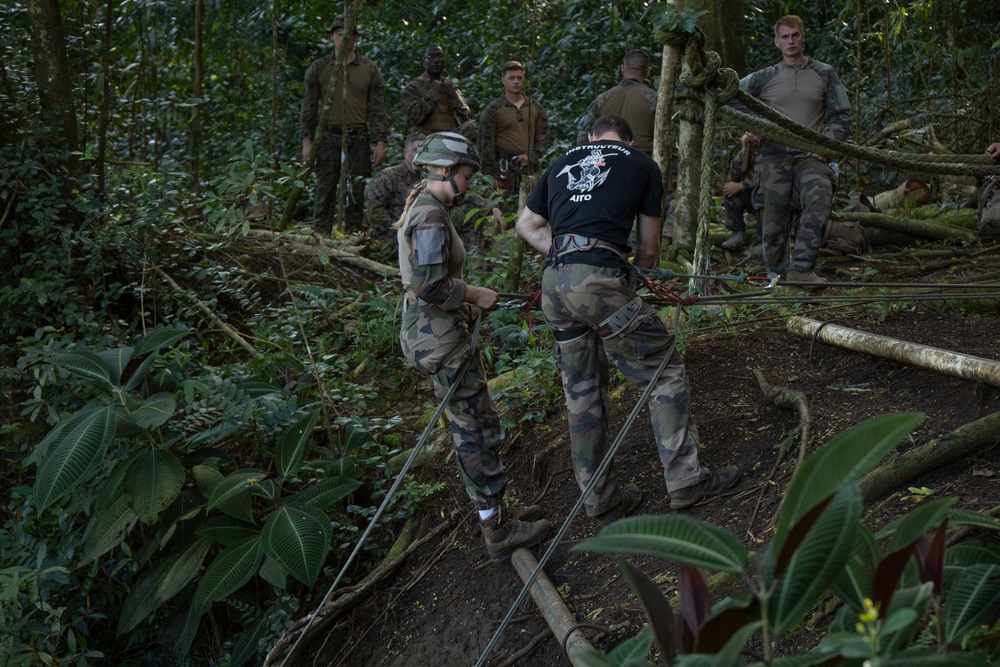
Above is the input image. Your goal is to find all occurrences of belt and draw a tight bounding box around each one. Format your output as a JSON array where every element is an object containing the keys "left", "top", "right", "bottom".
[
  {"left": 325, "top": 125, "right": 368, "bottom": 137},
  {"left": 549, "top": 234, "right": 626, "bottom": 260}
]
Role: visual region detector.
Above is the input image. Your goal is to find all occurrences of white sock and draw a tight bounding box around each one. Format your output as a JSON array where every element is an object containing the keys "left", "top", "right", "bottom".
[{"left": 479, "top": 507, "right": 496, "bottom": 521}]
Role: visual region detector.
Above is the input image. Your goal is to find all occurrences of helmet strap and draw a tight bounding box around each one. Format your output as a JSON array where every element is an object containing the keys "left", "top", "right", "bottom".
[{"left": 447, "top": 174, "right": 466, "bottom": 206}]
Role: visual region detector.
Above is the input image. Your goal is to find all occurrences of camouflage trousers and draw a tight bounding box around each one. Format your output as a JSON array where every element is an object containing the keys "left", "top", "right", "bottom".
[
  {"left": 752, "top": 153, "right": 834, "bottom": 275},
  {"left": 541, "top": 263, "right": 709, "bottom": 516},
  {"left": 313, "top": 130, "right": 372, "bottom": 234},
  {"left": 724, "top": 189, "right": 756, "bottom": 233},
  {"left": 400, "top": 298, "right": 506, "bottom": 509}
]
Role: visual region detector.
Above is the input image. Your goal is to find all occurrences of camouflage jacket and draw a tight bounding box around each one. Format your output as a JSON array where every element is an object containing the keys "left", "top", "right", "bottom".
[
  {"left": 478, "top": 95, "right": 550, "bottom": 179},
  {"left": 365, "top": 162, "right": 419, "bottom": 244},
  {"left": 576, "top": 79, "right": 657, "bottom": 154},
  {"left": 737, "top": 58, "right": 851, "bottom": 157},
  {"left": 299, "top": 52, "right": 388, "bottom": 142},
  {"left": 401, "top": 74, "right": 473, "bottom": 134},
  {"left": 398, "top": 190, "right": 468, "bottom": 309}
]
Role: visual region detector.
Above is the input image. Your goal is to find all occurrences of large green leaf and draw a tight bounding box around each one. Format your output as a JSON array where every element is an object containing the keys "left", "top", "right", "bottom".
[
  {"left": 195, "top": 515, "right": 261, "bottom": 546},
  {"left": 96, "top": 347, "right": 133, "bottom": 386},
  {"left": 132, "top": 327, "right": 189, "bottom": 357},
  {"left": 116, "top": 537, "right": 212, "bottom": 635},
  {"left": 288, "top": 475, "right": 362, "bottom": 510},
  {"left": 207, "top": 468, "right": 268, "bottom": 513},
  {"left": 771, "top": 483, "right": 863, "bottom": 636},
  {"left": 942, "top": 563, "right": 1000, "bottom": 644},
  {"left": 876, "top": 497, "right": 956, "bottom": 550},
  {"left": 35, "top": 406, "right": 116, "bottom": 510},
  {"left": 747, "top": 653, "right": 840, "bottom": 667},
  {"left": 230, "top": 616, "right": 268, "bottom": 667},
  {"left": 275, "top": 409, "right": 320, "bottom": 478},
  {"left": 163, "top": 596, "right": 202, "bottom": 662},
  {"left": 830, "top": 524, "right": 878, "bottom": 611},
  {"left": 122, "top": 350, "right": 160, "bottom": 392},
  {"left": 50, "top": 350, "right": 112, "bottom": 384},
  {"left": 883, "top": 650, "right": 994, "bottom": 666},
  {"left": 943, "top": 508, "right": 1000, "bottom": 532},
  {"left": 260, "top": 505, "right": 331, "bottom": 586},
  {"left": 82, "top": 493, "right": 138, "bottom": 563},
  {"left": 946, "top": 542, "right": 1000, "bottom": 568},
  {"left": 125, "top": 449, "right": 186, "bottom": 522},
  {"left": 194, "top": 536, "right": 263, "bottom": 613},
  {"left": 775, "top": 412, "right": 923, "bottom": 551},
  {"left": 605, "top": 630, "right": 654, "bottom": 666},
  {"left": 574, "top": 515, "right": 749, "bottom": 574},
  {"left": 128, "top": 392, "right": 177, "bottom": 430},
  {"left": 193, "top": 465, "right": 253, "bottom": 522}
]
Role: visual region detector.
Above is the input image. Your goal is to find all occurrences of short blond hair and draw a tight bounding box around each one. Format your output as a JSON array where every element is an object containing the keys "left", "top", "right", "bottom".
[{"left": 774, "top": 15, "right": 805, "bottom": 36}]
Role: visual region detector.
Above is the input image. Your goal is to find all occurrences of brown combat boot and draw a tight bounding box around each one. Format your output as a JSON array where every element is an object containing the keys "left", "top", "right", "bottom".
[
  {"left": 480, "top": 506, "right": 551, "bottom": 561},
  {"left": 786, "top": 269, "right": 828, "bottom": 288},
  {"left": 669, "top": 465, "right": 741, "bottom": 510},
  {"left": 594, "top": 483, "right": 643, "bottom": 525}
]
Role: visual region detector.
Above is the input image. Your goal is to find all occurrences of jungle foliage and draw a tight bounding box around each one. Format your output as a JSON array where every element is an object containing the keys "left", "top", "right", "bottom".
[{"left": 1, "top": 0, "right": 999, "bottom": 664}]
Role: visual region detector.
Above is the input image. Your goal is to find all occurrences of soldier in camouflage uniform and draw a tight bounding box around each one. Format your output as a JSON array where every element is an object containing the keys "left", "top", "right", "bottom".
[
  {"left": 365, "top": 133, "right": 425, "bottom": 248},
  {"left": 577, "top": 50, "right": 657, "bottom": 155},
  {"left": 401, "top": 45, "right": 476, "bottom": 140},
  {"left": 479, "top": 61, "right": 550, "bottom": 198},
  {"left": 737, "top": 15, "right": 851, "bottom": 284},
  {"left": 397, "top": 132, "right": 550, "bottom": 560},
  {"left": 299, "top": 16, "right": 388, "bottom": 233},
  {"left": 719, "top": 133, "right": 759, "bottom": 252},
  {"left": 516, "top": 116, "right": 740, "bottom": 518},
  {"left": 365, "top": 133, "right": 504, "bottom": 257}
]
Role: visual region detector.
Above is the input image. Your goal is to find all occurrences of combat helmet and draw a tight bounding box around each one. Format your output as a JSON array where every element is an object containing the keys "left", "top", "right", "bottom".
[{"left": 413, "top": 131, "right": 480, "bottom": 173}]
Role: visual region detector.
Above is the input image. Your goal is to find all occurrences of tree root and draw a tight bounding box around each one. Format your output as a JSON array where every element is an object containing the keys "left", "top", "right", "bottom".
[{"left": 750, "top": 368, "right": 811, "bottom": 533}]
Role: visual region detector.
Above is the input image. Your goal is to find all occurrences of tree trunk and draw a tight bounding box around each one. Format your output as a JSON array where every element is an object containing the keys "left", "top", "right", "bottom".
[
  {"left": 836, "top": 211, "right": 978, "bottom": 242},
  {"left": 190, "top": 0, "right": 204, "bottom": 195},
  {"left": 27, "top": 0, "right": 79, "bottom": 173},
  {"left": 96, "top": 0, "right": 114, "bottom": 198},
  {"left": 503, "top": 176, "right": 534, "bottom": 293},
  {"left": 858, "top": 412, "right": 1000, "bottom": 504},
  {"left": 653, "top": 40, "right": 682, "bottom": 229},
  {"left": 711, "top": 0, "right": 747, "bottom": 75},
  {"left": 673, "top": 98, "right": 703, "bottom": 251},
  {"left": 787, "top": 316, "right": 1000, "bottom": 388}
]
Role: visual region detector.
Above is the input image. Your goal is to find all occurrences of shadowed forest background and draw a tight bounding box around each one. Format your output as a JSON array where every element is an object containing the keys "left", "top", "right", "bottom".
[{"left": 1, "top": 0, "right": 999, "bottom": 665}]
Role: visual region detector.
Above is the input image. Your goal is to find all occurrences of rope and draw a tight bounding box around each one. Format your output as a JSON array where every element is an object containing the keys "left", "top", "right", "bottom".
[
  {"left": 278, "top": 312, "right": 485, "bottom": 667},
  {"left": 474, "top": 306, "right": 685, "bottom": 667},
  {"left": 657, "top": 24, "right": 1000, "bottom": 179}
]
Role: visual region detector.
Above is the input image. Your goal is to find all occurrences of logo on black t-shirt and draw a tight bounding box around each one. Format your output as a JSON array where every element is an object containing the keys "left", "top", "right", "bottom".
[{"left": 557, "top": 149, "right": 611, "bottom": 200}]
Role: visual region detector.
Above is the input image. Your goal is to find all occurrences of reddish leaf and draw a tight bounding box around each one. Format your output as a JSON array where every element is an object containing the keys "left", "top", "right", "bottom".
[
  {"left": 677, "top": 565, "right": 711, "bottom": 637},
  {"left": 872, "top": 543, "right": 917, "bottom": 617},
  {"left": 775, "top": 494, "right": 835, "bottom": 579},
  {"left": 616, "top": 558, "right": 676, "bottom": 664},
  {"left": 693, "top": 605, "right": 747, "bottom": 654},
  {"left": 919, "top": 520, "right": 948, "bottom": 596}
]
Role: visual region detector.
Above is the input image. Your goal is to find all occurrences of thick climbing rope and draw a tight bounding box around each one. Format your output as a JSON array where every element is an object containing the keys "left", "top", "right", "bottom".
[
  {"left": 474, "top": 306, "right": 685, "bottom": 667},
  {"left": 277, "top": 312, "right": 485, "bottom": 667}
]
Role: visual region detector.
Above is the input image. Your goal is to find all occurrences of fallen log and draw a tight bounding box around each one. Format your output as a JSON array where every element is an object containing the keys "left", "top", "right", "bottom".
[
  {"left": 786, "top": 317, "right": 1000, "bottom": 388},
  {"left": 510, "top": 548, "right": 596, "bottom": 667},
  {"left": 835, "top": 211, "right": 978, "bottom": 242},
  {"left": 246, "top": 227, "right": 399, "bottom": 277},
  {"left": 153, "top": 267, "right": 262, "bottom": 359},
  {"left": 858, "top": 412, "right": 1000, "bottom": 504}
]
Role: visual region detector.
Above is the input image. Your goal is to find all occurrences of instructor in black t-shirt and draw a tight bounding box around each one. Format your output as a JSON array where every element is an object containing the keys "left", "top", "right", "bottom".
[{"left": 516, "top": 115, "right": 740, "bottom": 520}]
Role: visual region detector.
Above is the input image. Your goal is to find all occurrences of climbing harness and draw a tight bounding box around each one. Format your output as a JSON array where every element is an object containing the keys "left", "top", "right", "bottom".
[{"left": 278, "top": 312, "right": 484, "bottom": 667}]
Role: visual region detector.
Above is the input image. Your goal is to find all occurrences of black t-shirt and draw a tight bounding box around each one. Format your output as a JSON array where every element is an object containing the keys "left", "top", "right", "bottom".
[{"left": 527, "top": 140, "right": 662, "bottom": 266}]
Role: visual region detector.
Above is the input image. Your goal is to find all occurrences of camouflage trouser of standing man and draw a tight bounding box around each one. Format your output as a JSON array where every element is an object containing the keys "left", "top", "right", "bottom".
[
  {"left": 399, "top": 299, "right": 507, "bottom": 509},
  {"left": 541, "top": 263, "right": 710, "bottom": 517},
  {"left": 752, "top": 152, "right": 835, "bottom": 276},
  {"left": 313, "top": 129, "right": 373, "bottom": 234}
]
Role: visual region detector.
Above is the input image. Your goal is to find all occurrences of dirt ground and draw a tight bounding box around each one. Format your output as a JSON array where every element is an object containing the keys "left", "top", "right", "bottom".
[{"left": 305, "top": 245, "right": 1000, "bottom": 667}]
